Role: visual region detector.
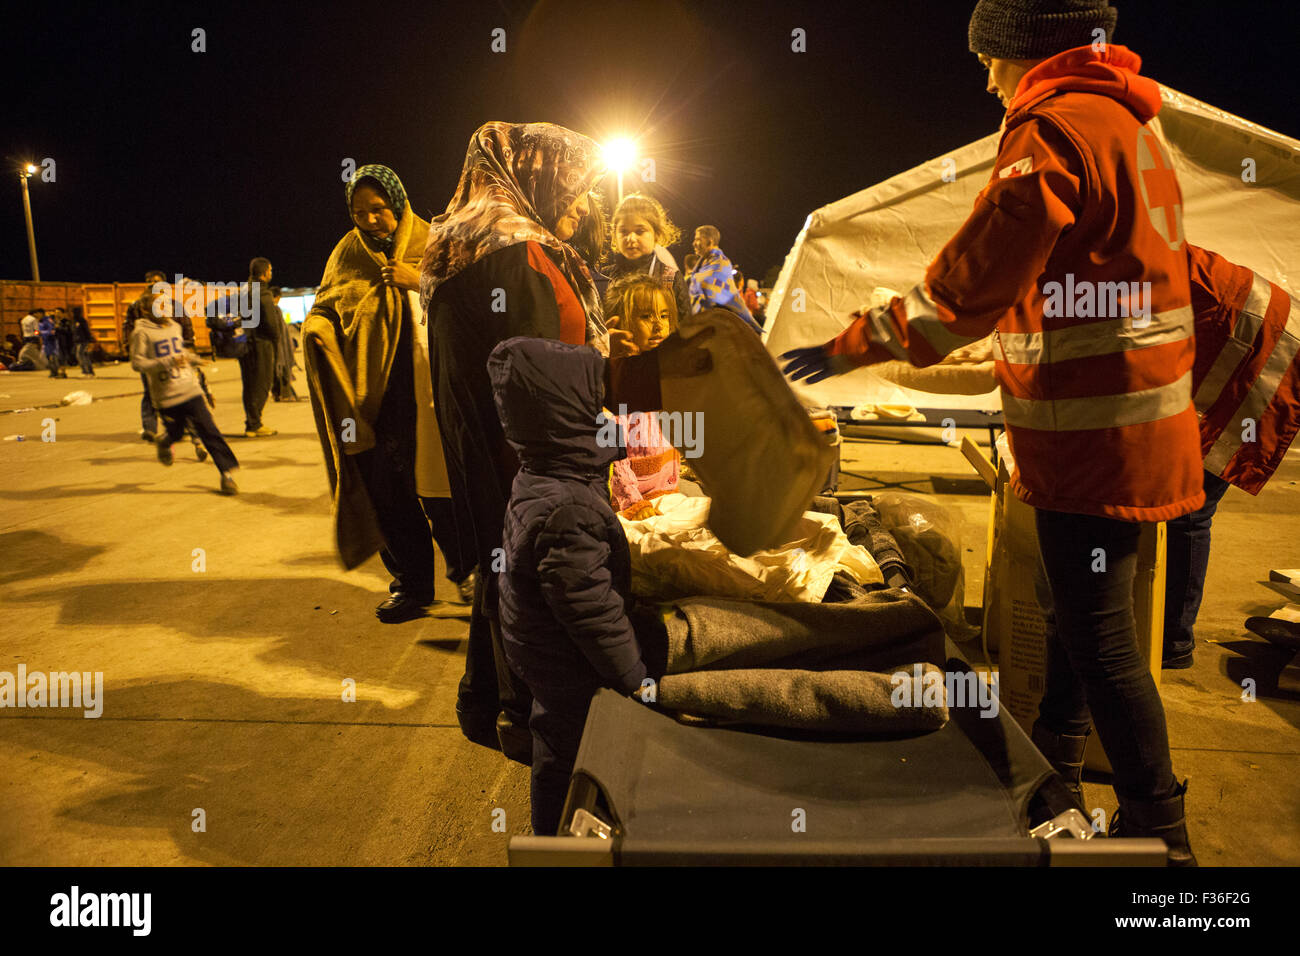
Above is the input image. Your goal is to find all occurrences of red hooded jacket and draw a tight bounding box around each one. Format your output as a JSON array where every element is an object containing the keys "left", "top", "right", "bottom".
[{"left": 828, "top": 45, "right": 1205, "bottom": 522}]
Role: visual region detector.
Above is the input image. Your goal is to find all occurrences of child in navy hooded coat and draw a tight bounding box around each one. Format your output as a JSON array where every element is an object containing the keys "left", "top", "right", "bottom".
[{"left": 489, "top": 336, "right": 653, "bottom": 835}]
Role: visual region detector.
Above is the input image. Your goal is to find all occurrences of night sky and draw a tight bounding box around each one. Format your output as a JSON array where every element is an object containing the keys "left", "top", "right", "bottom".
[{"left": 3, "top": 0, "right": 1297, "bottom": 288}]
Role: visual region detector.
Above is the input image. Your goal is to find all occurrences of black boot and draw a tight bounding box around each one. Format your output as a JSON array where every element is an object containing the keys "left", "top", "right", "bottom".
[
  {"left": 1110, "top": 779, "right": 1197, "bottom": 867},
  {"left": 496, "top": 711, "right": 534, "bottom": 765},
  {"left": 1031, "top": 721, "right": 1089, "bottom": 806},
  {"left": 456, "top": 704, "right": 502, "bottom": 751}
]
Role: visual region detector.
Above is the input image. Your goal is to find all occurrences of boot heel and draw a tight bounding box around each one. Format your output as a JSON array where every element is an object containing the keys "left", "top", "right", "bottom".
[{"left": 1112, "top": 778, "right": 1197, "bottom": 867}]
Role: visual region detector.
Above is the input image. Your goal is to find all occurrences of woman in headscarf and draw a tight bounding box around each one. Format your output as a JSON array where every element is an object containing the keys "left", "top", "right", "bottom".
[
  {"left": 421, "top": 122, "right": 713, "bottom": 761},
  {"left": 303, "top": 164, "right": 470, "bottom": 623}
]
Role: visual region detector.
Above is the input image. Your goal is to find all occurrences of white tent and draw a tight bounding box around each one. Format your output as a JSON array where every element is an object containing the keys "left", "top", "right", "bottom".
[{"left": 762, "top": 85, "right": 1300, "bottom": 411}]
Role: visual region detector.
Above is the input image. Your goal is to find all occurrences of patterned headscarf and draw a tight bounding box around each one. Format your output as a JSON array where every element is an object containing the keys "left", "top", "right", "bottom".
[
  {"left": 346, "top": 164, "right": 409, "bottom": 255},
  {"left": 420, "top": 122, "right": 609, "bottom": 354}
]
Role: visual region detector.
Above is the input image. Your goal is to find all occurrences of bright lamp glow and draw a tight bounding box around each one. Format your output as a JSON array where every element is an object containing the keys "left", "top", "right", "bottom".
[
  {"left": 602, "top": 138, "right": 637, "bottom": 172},
  {"left": 24, "top": 164, "right": 37, "bottom": 174}
]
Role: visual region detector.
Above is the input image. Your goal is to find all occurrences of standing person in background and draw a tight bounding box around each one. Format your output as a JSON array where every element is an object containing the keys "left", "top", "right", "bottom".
[
  {"left": 241, "top": 257, "right": 282, "bottom": 437},
  {"left": 37, "top": 311, "right": 65, "bottom": 378},
  {"left": 55, "top": 309, "right": 76, "bottom": 366},
  {"left": 688, "top": 225, "right": 759, "bottom": 330},
  {"left": 269, "top": 286, "right": 301, "bottom": 402},
  {"left": 72, "top": 306, "right": 95, "bottom": 376},
  {"left": 20, "top": 310, "right": 40, "bottom": 349},
  {"left": 605, "top": 193, "right": 692, "bottom": 323},
  {"left": 124, "top": 271, "right": 168, "bottom": 440},
  {"left": 303, "top": 164, "right": 468, "bottom": 622}
]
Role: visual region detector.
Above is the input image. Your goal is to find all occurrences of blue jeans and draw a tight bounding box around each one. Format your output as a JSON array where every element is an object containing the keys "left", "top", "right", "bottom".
[
  {"left": 1034, "top": 509, "right": 1176, "bottom": 802},
  {"left": 1163, "top": 471, "right": 1232, "bottom": 658}
]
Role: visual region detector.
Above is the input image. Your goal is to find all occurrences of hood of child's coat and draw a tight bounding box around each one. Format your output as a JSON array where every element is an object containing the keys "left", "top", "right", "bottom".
[{"left": 488, "top": 336, "right": 623, "bottom": 476}]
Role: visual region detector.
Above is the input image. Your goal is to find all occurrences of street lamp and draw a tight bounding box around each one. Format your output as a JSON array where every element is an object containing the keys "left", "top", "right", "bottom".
[
  {"left": 18, "top": 163, "right": 40, "bottom": 281},
  {"left": 602, "top": 138, "right": 638, "bottom": 204}
]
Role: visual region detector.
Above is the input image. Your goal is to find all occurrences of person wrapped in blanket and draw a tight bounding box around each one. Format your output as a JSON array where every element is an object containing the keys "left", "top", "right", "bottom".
[
  {"left": 604, "top": 274, "right": 681, "bottom": 519},
  {"left": 489, "top": 335, "right": 661, "bottom": 836}
]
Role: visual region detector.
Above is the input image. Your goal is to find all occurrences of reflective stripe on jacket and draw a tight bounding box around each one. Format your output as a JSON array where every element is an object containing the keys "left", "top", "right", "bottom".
[
  {"left": 826, "top": 45, "right": 1204, "bottom": 522},
  {"left": 1188, "top": 244, "right": 1300, "bottom": 494}
]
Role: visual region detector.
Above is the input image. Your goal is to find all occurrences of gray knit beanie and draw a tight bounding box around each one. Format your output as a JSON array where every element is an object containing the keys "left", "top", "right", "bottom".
[{"left": 968, "top": 0, "right": 1118, "bottom": 59}]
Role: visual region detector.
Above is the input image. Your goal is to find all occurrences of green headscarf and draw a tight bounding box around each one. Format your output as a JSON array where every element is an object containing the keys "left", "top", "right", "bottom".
[{"left": 346, "top": 164, "right": 408, "bottom": 255}]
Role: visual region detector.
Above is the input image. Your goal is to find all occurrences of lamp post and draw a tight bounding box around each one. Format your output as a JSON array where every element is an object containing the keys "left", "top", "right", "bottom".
[
  {"left": 602, "top": 138, "right": 637, "bottom": 205},
  {"left": 19, "top": 164, "right": 40, "bottom": 281}
]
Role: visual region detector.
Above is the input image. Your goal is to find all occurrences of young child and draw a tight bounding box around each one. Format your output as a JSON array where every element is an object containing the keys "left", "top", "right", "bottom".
[
  {"left": 603, "top": 275, "right": 681, "bottom": 515},
  {"left": 606, "top": 193, "right": 692, "bottom": 323},
  {"left": 130, "top": 293, "right": 240, "bottom": 495},
  {"left": 488, "top": 335, "right": 655, "bottom": 835}
]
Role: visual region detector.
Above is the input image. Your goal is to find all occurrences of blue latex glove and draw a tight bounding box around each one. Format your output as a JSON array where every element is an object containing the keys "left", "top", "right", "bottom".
[{"left": 780, "top": 345, "right": 855, "bottom": 384}]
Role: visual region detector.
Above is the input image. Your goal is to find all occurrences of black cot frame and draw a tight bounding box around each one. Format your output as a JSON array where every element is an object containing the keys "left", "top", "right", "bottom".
[{"left": 508, "top": 644, "right": 1167, "bottom": 867}]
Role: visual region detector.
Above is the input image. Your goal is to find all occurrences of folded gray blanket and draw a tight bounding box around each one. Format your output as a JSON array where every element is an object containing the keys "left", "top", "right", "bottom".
[{"left": 654, "top": 589, "right": 949, "bottom": 733}]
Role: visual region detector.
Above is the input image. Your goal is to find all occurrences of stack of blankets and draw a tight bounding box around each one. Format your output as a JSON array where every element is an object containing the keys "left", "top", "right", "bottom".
[{"left": 643, "top": 589, "right": 949, "bottom": 734}]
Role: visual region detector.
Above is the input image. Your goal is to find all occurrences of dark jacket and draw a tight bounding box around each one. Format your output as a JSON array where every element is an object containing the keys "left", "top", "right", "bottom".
[
  {"left": 490, "top": 336, "right": 648, "bottom": 697},
  {"left": 426, "top": 241, "right": 661, "bottom": 617},
  {"left": 244, "top": 280, "right": 283, "bottom": 341}
]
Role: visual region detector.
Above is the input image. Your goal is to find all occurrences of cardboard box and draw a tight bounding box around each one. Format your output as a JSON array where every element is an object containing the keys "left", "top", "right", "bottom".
[{"left": 963, "top": 435, "right": 1165, "bottom": 774}]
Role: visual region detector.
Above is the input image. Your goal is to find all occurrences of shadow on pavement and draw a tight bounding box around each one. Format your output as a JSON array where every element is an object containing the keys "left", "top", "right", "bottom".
[
  {"left": 0, "top": 679, "right": 474, "bottom": 865},
  {"left": 0, "top": 530, "right": 107, "bottom": 586}
]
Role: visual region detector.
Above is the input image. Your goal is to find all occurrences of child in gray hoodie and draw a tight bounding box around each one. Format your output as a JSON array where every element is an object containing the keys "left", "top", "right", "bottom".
[{"left": 130, "top": 295, "right": 240, "bottom": 494}]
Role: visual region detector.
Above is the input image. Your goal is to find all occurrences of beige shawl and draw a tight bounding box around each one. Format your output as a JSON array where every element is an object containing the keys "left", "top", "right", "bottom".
[{"left": 304, "top": 206, "right": 437, "bottom": 569}]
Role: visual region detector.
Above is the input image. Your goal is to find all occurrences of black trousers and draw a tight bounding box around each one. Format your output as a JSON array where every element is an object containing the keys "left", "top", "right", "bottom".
[
  {"left": 139, "top": 374, "right": 158, "bottom": 432},
  {"left": 1035, "top": 509, "right": 1176, "bottom": 803},
  {"left": 159, "top": 396, "right": 239, "bottom": 473},
  {"left": 357, "top": 442, "right": 437, "bottom": 600},
  {"left": 239, "top": 338, "right": 275, "bottom": 430},
  {"left": 424, "top": 496, "right": 471, "bottom": 584},
  {"left": 528, "top": 683, "right": 598, "bottom": 835}
]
